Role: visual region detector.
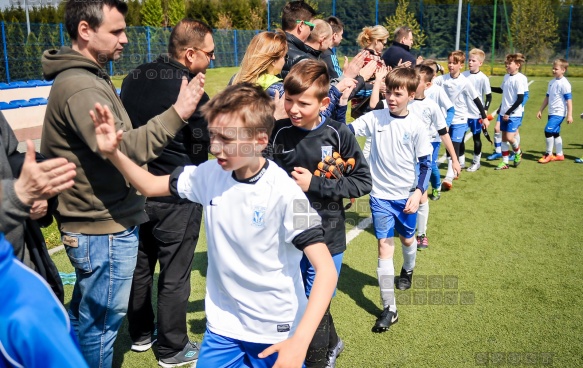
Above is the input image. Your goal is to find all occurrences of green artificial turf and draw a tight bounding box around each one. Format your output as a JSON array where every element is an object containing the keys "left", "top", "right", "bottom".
[{"left": 46, "top": 70, "right": 583, "bottom": 367}]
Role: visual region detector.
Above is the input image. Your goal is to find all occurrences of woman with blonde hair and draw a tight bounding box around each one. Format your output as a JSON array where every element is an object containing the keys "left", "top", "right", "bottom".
[{"left": 232, "top": 30, "right": 288, "bottom": 98}]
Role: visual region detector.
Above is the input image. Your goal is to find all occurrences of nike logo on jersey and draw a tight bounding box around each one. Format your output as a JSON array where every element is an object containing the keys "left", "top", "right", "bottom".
[
  {"left": 210, "top": 197, "right": 221, "bottom": 206},
  {"left": 282, "top": 149, "right": 295, "bottom": 153}
]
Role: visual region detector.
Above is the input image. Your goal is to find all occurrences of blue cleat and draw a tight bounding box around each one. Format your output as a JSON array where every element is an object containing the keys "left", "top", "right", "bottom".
[{"left": 487, "top": 152, "right": 502, "bottom": 161}]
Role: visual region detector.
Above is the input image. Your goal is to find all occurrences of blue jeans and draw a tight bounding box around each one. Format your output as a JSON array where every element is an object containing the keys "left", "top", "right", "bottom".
[{"left": 64, "top": 226, "right": 139, "bottom": 368}]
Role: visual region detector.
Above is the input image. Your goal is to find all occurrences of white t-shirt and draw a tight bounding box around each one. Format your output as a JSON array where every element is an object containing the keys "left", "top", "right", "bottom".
[
  {"left": 433, "top": 73, "right": 480, "bottom": 125},
  {"left": 177, "top": 160, "right": 320, "bottom": 344},
  {"left": 462, "top": 70, "right": 491, "bottom": 119},
  {"left": 546, "top": 77, "right": 572, "bottom": 117},
  {"left": 425, "top": 83, "right": 454, "bottom": 119},
  {"left": 499, "top": 73, "right": 526, "bottom": 117},
  {"left": 350, "top": 110, "right": 433, "bottom": 200},
  {"left": 409, "top": 98, "right": 447, "bottom": 143}
]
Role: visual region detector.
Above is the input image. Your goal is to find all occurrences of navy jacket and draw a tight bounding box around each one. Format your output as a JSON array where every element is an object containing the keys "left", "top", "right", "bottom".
[{"left": 382, "top": 41, "right": 417, "bottom": 68}]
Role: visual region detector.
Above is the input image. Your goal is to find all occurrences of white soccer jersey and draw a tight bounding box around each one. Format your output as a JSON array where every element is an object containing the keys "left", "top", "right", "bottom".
[
  {"left": 425, "top": 83, "right": 454, "bottom": 119},
  {"left": 433, "top": 73, "right": 479, "bottom": 125},
  {"left": 462, "top": 70, "right": 491, "bottom": 119},
  {"left": 546, "top": 77, "right": 572, "bottom": 117},
  {"left": 409, "top": 98, "right": 447, "bottom": 143},
  {"left": 350, "top": 110, "right": 433, "bottom": 200},
  {"left": 177, "top": 160, "right": 320, "bottom": 344},
  {"left": 499, "top": 73, "right": 526, "bottom": 117}
]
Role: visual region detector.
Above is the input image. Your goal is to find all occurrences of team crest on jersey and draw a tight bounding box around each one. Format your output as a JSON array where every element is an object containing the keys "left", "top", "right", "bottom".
[
  {"left": 252, "top": 206, "right": 266, "bottom": 227},
  {"left": 321, "top": 146, "right": 333, "bottom": 161},
  {"left": 402, "top": 132, "right": 411, "bottom": 144}
]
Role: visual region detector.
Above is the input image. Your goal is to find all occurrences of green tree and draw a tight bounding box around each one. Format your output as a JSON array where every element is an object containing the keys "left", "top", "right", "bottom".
[
  {"left": 126, "top": 0, "right": 143, "bottom": 26},
  {"left": 166, "top": 0, "right": 185, "bottom": 27},
  {"left": 185, "top": 0, "right": 217, "bottom": 28},
  {"left": 384, "top": 0, "right": 427, "bottom": 49},
  {"left": 510, "top": 0, "right": 558, "bottom": 63},
  {"left": 141, "top": 0, "right": 164, "bottom": 27}
]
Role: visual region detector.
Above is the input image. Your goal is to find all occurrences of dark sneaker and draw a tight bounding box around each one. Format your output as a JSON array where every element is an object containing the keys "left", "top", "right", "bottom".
[
  {"left": 158, "top": 341, "right": 200, "bottom": 368},
  {"left": 131, "top": 325, "right": 158, "bottom": 352},
  {"left": 396, "top": 268, "right": 413, "bottom": 290},
  {"left": 371, "top": 308, "right": 398, "bottom": 333},
  {"left": 417, "top": 235, "right": 428, "bottom": 251},
  {"left": 325, "top": 338, "right": 345, "bottom": 368}
]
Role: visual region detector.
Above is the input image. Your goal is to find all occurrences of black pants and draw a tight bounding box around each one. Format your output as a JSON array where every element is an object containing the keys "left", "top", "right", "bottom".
[{"left": 127, "top": 200, "right": 203, "bottom": 359}]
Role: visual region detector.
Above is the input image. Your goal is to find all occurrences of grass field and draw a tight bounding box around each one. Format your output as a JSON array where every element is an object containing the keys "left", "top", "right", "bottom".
[{"left": 46, "top": 68, "right": 583, "bottom": 367}]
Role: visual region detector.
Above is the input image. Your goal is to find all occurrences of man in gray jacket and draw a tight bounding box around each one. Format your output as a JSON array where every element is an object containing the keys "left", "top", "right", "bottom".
[{"left": 40, "top": 0, "right": 205, "bottom": 366}]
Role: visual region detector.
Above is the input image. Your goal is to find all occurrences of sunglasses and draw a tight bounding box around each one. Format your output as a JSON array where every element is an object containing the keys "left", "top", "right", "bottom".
[
  {"left": 296, "top": 20, "right": 315, "bottom": 31},
  {"left": 184, "top": 46, "right": 215, "bottom": 60}
]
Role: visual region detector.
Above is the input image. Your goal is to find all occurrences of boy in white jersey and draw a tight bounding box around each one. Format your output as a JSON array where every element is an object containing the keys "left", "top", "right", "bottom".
[
  {"left": 536, "top": 58, "right": 573, "bottom": 163},
  {"left": 462, "top": 48, "right": 492, "bottom": 172},
  {"left": 348, "top": 68, "right": 433, "bottom": 333},
  {"left": 490, "top": 54, "right": 526, "bottom": 170},
  {"left": 433, "top": 50, "right": 489, "bottom": 190},
  {"left": 409, "top": 65, "right": 460, "bottom": 250},
  {"left": 90, "top": 83, "right": 338, "bottom": 368}
]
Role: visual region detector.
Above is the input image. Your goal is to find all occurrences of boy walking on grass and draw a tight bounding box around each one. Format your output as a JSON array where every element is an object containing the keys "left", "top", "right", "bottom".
[
  {"left": 270, "top": 60, "right": 372, "bottom": 368},
  {"left": 536, "top": 58, "right": 573, "bottom": 163},
  {"left": 91, "top": 83, "right": 338, "bottom": 368},
  {"left": 348, "top": 68, "right": 433, "bottom": 333}
]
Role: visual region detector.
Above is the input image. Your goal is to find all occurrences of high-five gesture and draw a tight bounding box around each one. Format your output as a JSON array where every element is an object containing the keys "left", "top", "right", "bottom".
[
  {"left": 173, "top": 73, "right": 206, "bottom": 120},
  {"left": 91, "top": 103, "right": 122, "bottom": 157}
]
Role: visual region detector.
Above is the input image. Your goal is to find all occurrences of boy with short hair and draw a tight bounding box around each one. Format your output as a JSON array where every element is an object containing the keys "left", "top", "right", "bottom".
[
  {"left": 433, "top": 50, "right": 489, "bottom": 190},
  {"left": 462, "top": 48, "right": 492, "bottom": 172},
  {"left": 536, "top": 58, "right": 573, "bottom": 163},
  {"left": 409, "top": 65, "right": 460, "bottom": 250},
  {"left": 349, "top": 68, "right": 433, "bottom": 333},
  {"left": 91, "top": 83, "right": 338, "bottom": 368},
  {"left": 270, "top": 60, "right": 372, "bottom": 367},
  {"left": 490, "top": 53, "right": 526, "bottom": 170}
]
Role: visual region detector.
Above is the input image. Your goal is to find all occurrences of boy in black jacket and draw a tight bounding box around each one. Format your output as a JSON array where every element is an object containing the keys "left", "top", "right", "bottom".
[{"left": 269, "top": 60, "right": 372, "bottom": 368}]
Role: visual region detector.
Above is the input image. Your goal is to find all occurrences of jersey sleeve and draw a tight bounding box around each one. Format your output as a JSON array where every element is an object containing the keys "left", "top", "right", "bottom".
[
  {"left": 563, "top": 80, "right": 572, "bottom": 100},
  {"left": 349, "top": 112, "right": 375, "bottom": 138},
  {"left": 175, "top": 165, "right": 203, "bottom": 204},
  {"left": 483, "top": 75, "right": 492, "bottom": 95},
  {"left": 431, "top": 103, "right": 447, "bottom": 131},
  {"left": 413, "top": 122, "right": 434, "bottom": 159},
  {"left": 281, "top": 187, "right": 323, "bottom": 248},
  {"left": 438, "top": 87, "right": 454, "bottom": 112}
]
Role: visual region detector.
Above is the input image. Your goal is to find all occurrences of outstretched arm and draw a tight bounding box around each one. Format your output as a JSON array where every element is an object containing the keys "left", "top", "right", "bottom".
[{"left": 91, "top": 103, "right": 171, "bottom": 197}]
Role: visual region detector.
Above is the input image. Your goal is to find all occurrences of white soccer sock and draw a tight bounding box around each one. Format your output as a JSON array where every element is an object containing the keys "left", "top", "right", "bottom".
[
  {"left": 511, "top": 140, "right": 520, "bottom": 153},
  {"left": 515, "top": 132, "right": 521, "bottom": 145},
  {"left": 502, "top": 142, "right": 509, "bottom": 164},
  {"left": 546, "top": 136, "right": 554, "bottom": 154},
  {"left": 555, "top": 136, "right": 563, "bottom": 156},
  {"left": 494, "top": 132, "right": 502, "bottom": 153},
  {"left": 377, "top": 258, "right": 396, "bottom": 310},
  {"left": 402, "top": 241, "right": 417, "bottom": 272},
  {"left": 417, "top": 201, "right": 429, "bottom": 236},
  {"left": 446, "top": 158, "right": 454, "bottom": 179},
  {"left": 459, "top": 154, "right": 466, "bottom": 166},
  {"left": 473, "top": 152, "right": 482, "bottom": 163}
]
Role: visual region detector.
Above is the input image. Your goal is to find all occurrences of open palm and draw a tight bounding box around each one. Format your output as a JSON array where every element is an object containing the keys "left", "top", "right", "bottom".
[{"left": 90, "top": 103, "right": 123, "bottom": 155}]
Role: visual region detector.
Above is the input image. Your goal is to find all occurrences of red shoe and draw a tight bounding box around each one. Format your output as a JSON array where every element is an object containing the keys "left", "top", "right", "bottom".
[
  {"left": 538, "top": 153, "right": 554, "bottom": 164},
  {"left": 554, "top": 154, "right": 564, "bottom": 161}
]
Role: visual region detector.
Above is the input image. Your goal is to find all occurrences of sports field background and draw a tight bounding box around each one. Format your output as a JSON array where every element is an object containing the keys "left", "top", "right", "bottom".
[{"left": 46, "top": 66, "right": 583, "bottom": 367}]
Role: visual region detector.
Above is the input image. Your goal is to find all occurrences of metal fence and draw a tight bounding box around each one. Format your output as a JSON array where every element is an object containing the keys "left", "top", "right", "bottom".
[{"left": 0, "top": 0, "right": 581, "bottom": 82}]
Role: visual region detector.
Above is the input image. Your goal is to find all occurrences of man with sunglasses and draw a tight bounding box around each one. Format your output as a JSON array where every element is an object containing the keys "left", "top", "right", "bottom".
[
  {"left": 280, "top": 0, "right": 317, "bottom": 79},
  {"left": 119, "top": 18, "right": 214, "bottom": 367}
]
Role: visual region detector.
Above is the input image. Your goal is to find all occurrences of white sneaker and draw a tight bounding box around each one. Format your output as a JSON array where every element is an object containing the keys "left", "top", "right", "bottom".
[{"left": 466, "top": 162, "right": 481, "bottom": 172}]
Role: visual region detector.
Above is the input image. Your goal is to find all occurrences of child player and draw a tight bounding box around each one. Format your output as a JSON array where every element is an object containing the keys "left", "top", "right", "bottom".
[
  {"left": 349, "top": 68, "right": 433, "bottom": 333},
  {"left": 536, "top": 58, "right": 573, "bottom": 163},
  {"left": 490, "top": 54, "right": 526, "bottom": 170},
  {"left": 433, "top": 50, "right": 489, "bottom": 190},
  {"left": 409, "top": 65, "right": 460, "bottom": 250},
  {"left": 91, "top": 83, "right": 338, "bottom": 368},
  {"left": 462, "top": 48, "right": 492, "bottom": 172},
  {"left": 270, "top": 60, "right": 372, "bottom": 368}
]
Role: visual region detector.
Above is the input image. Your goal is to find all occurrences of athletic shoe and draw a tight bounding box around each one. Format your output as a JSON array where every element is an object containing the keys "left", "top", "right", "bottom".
[
  {"left": 417, "top": 235, "right": 428, "bottom": 251},
  {"left": 554, "top": 154, "right": 565, "bottom": 161},
  {"left": 396, "top": 268, "right": 413, "bottom": 290},
  {"left": 538, "top": 153, "right": 554, "bottom": 164},
  {"left": 325, "top": 338, "right": 345, "bottom": 368},
  {"left": 371, "top": 308, "right": 398, "bottom": 333},
  {"left": 430, "top": 188, "right": 441, "bottom": 201},
  {"left": 131, "top": 325, "right": 158, "bottom": 352},
  {"left": 513, "top": 151, "right": 522, "bottom": 167},
  {"left": 441, "top": 177, "right": 453, "bottom": 191},
  {"left": 158, "top": 341, "right": 200, "bottom": 368},
  {"left": 575, "top": 157, "right": 583, "bottom": 163},
  {"left": 495, "top": 162, "right": 509, "bottom": 170},
  {"left": 487, "top": 152, "right": 502, "bottom": 161},
  {"left": 466, "top": 162, "right": 481, "bottom": 172}
]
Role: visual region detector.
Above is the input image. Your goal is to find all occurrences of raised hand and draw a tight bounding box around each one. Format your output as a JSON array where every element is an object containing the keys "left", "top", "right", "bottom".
[
  {"left": 173, "top": 73, "right": 206, "bottom": 121},
  {"left": 343, "top": 50, "right": 367, "bottom": 79},
  {"left": 91, "top": 103, "right": 123, "bottom": 156}
]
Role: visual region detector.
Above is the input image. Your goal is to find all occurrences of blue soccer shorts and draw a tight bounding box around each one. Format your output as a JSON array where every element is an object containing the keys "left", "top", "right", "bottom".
[
  {"left": 544, "top": 115, "right": 564, "bottom": 134},
  {"left": 301, "top": 251, "right": 344, "bottom": 297},
  {"left": 370, "top": 196, "right": 417, "bottom": 240},
  {"left": 500, "top": 116, "right": 521, "bottom": 133},
  {"left": 448, "top": 123, "right": 468, "bottom": 143},
  {"left": 467, "top": 118, "right": 483, "bottom": 135},
  {"left": 197, "top": 328, "right": 294, "bottom": 368}
]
